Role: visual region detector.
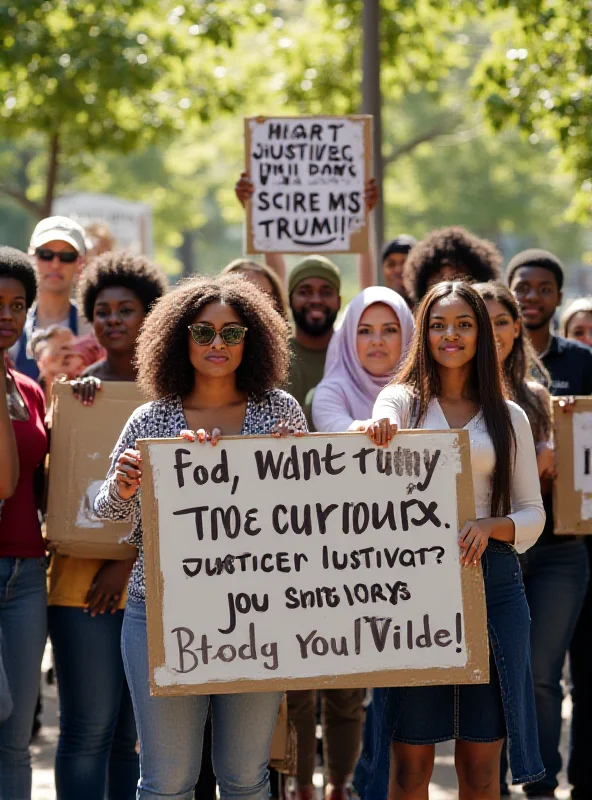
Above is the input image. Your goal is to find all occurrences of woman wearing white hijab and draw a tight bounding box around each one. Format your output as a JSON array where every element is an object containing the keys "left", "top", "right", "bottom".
[{"left": 312, "top": 286, "right": 415, "bottom": 433}]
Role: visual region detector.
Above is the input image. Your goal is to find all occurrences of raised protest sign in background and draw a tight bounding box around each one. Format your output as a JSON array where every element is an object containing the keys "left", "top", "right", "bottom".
[
  {"left": 553, "top": 397, "right": 592, "bottom": 534},
  {"left": 47, "top": 381, "right": 143, "bottom": 559},
  {"left": 138, "top": 431, "right": 488, "bottom": 696},
  {"left": 244, "top": 115, "right": 372, "bottom": 254}
]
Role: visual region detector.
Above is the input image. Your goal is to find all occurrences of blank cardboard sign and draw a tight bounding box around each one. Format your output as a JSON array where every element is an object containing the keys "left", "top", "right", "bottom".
[
  {"left": 553, "top": 397, "right": 592, "bottom": 534},
  {"left": 244, "top": 115, "right": 372, "bottom": 254},
  {"left": 46, "top": 381, "right": 144, "bottom": 558},
  {"left": 138, "top": 430, "right": 488, "bottom": 696}
]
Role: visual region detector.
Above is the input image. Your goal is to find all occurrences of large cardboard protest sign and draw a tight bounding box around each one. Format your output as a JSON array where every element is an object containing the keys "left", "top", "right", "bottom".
[
  {"left": 47, "top": 381, "right": 143, "bottom": 558},
  {"left": 138, "top": 431, "right": 488, "bottom": 695},
  {"left": 244, "top": 116, "right": 372, "bottom": 254},
  {"left": 553, "top": 397, "right": 592, "bottom": 534}
]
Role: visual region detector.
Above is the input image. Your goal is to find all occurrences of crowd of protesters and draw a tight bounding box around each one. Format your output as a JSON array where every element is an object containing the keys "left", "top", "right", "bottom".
[{"left": 0, "top": 182, "right": 591, "bottom": 800}]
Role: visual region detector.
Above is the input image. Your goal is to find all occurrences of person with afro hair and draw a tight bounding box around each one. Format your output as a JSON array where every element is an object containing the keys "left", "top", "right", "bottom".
[
  {"left": 0, "top": 247, "right": 49, "bottom": 796},
  {"left": 403, "top": 226, "right": 503, "bottom": 306},
  {"left": 92, "top": 274, "right": 306, "bottom": 799},
  {"left": 46, "top": 251, "right": 168, "bottom": 800},
  {"left": 74, "top": 250, "right": 169, "bottom": 391}
]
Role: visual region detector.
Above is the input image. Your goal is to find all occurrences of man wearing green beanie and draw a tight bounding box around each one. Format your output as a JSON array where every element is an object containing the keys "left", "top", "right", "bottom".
[{"left": 287, "top": 255, "right": 341, "bottom": 420}]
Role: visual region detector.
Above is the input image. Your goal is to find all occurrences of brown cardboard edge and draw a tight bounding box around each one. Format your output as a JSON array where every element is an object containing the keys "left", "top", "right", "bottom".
[
  {"left": 552, "top": 397, "right": 592, "bottom": 535},
  {"left": 244, "top": 117, "right": 255, "bottom": 255},
  {"left": 244, "top": 115, "right": 373, "bottom": 255},
  {"left": 46, "top": 381, "right": 146, "bottom": 554},
  {"left": 140, "top": 429, "right": 490, "bottom": 695},
  {"left": 347, "top": 115, "right": 372, "bottom": 254},
  {"left": 53, "top": 542, "right": 138, "bottom": 560},
  {"left": 138, "top": 441, "right": 167, "bottom": 695}
]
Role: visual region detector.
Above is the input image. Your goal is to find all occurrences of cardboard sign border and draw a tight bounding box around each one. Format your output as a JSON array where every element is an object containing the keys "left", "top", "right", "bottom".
[
  {"left": 552, "top": 396, "right": 592, "bottom": 534},
  {"left": 138, "top": 429, "right": 489, "bottom": 696},
  {"left": 244, "top": 115, "right": 373, "bottom": 255},
  {"left": 46, "top": 381, "right": 141, "bottom": 560}
]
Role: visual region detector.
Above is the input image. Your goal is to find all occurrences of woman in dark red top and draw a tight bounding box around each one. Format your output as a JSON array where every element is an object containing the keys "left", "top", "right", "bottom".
[{"left": 0, "top": 246, "right": 48, "bottom": 799}]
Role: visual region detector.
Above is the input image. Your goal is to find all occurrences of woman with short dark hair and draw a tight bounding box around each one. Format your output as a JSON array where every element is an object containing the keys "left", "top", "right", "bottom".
[
  {"left": 0, "top": 246, "right": 48, "bottom": 799},
  {"left": 94, "top": 275, "right": 306, "bottom": 799}
]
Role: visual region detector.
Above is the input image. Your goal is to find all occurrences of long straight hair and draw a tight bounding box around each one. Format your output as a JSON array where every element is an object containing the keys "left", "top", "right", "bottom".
[
  {"left": 474, "top": 281, "right": 551, "bottom": 444},
  {"left": 395, "top": 281, "right": 516, "bottom": 517}
]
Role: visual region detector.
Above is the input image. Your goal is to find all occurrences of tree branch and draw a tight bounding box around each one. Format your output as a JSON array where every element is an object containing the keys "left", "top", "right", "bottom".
[
  {"left": 0, "top": 184, "right": 43, "bottom": 218},
  {"left": 383, "top": 114, "right": 462, "bottom": 168}
]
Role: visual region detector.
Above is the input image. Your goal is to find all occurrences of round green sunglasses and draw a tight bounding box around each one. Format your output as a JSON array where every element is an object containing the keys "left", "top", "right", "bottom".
[{"left": 188, "top": 323, "right": 248, "bottom": 346}]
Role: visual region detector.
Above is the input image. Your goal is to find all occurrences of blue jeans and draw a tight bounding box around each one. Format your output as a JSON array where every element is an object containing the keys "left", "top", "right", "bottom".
[
  {"left": 121, "top": 600, "right": 282, "bottom": 800},
  {"left": 0, "top": 557, "right": 47, "bottom": 800},
  {"left": 48, "top": 605, "right": 139, "bottom": 800},
  {"left": 501, "top": 540, "right": 589, "bottom": 795}
]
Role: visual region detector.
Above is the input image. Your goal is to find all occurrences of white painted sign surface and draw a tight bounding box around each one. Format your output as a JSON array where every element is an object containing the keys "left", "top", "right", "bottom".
[
  {"left": 246, "top": 117, "right": 369, "bottom": 253},
  {"left": 142, "top": 432, "right": 484, "bottom": 692},
  {"left": 573, "top": 412, "right": 592, "bottom": 513}
]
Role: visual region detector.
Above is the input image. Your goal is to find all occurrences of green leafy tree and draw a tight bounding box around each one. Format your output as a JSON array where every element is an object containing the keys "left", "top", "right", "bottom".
[
  {"left": 473, "top": 0, "right": 592, "bottom": 219},
  {"left": 0, "top": 0, "right": 270, "bottom": 217}
]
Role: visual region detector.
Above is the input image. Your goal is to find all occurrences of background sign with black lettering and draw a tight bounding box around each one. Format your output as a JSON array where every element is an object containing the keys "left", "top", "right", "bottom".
[
  {"left": 245, "top": 115, "right": 372, "bottom": 254},
  {"left": 139, "top": 431, "right": 488, "bottom": 695},
  {"left": 553, "top": 397, "right": 592, "bottom": 534}
]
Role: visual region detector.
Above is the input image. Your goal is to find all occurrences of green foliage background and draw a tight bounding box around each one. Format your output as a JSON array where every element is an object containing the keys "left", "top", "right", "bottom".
[{"left": 0, "top": 0, "right": 590, "bottom": 287}]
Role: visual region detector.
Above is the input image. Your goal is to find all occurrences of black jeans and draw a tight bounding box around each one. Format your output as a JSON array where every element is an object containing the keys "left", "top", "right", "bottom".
[{"left": 500, "top": 540, "right": 588, "bottom": 795}]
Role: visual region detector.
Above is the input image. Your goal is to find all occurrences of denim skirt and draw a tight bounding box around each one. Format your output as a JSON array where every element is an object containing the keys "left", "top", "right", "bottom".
[
  {"left": 354, "top": 540, "right": 544, "bottom": 797},
  {"left": 387, "top": 649, "right": 505, "bottom": 743}
]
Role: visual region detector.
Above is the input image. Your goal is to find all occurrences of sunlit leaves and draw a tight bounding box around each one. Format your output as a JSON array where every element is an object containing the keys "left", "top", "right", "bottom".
[
  {"left": 474, "top": 0, "right": 592, "bottom": 218},
  {"left": 0, "top": 0, "right": 272, "bottom": 153}
]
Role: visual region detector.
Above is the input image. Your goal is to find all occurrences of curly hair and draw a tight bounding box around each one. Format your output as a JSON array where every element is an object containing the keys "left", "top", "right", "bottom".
[
  {"left": 136, "top": 274, "right": 291, "bottom": 400},
  {"left": 474, "top": 282, "right": 551, "bottom": 443},
  {"left": 0, "top": 246, "right": 37, "bottom": 308},
  {"left": 78, "top": 250, "right": 168, "bottom": 322},
  {"left": 403, "top": 227, "right": 503, "bottom": 305},
  {"left": 221, "top": 259, "right": 289, "bottom": 319}
]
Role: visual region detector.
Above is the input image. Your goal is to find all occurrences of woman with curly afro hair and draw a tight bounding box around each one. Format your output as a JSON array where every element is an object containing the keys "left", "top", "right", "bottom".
[
  {"left": 46, "top": 251, "right": 168, "bottom": 800},
  {"left": 403, "top": 226, "right": 503, "bottom": 306},
  {"left": 74, "top": 250, "right": 169, "bottom": 391},
  {"left": 94, "top": 275, "right": 307, "bottom": 800}
]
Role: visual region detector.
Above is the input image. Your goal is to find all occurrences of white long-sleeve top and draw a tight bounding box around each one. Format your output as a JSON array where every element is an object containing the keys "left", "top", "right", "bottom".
[{"left": 373, "top": 385, "right": 545, "bottom": 553}]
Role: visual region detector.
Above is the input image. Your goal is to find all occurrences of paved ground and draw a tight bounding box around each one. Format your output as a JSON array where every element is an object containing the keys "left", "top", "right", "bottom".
[{"left": 32, "top": 647, "right": 573, "bottom": 799}]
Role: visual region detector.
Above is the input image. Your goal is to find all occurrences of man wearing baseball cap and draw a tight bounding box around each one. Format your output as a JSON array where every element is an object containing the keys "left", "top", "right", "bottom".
[
  {"left": 287, "top": 255, "right": 341, "bottom": 417},
  {"left": 11, "top": 216, "right": 91, "bottom": 380}
]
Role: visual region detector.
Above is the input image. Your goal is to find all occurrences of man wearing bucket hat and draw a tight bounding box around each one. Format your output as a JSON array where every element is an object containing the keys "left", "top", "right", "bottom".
[
  {"left": 11, "top": 216, "right": 91, "bottom": 381},
  {"left": 287, "top": 255, "right": 341, "bottom": 413}
]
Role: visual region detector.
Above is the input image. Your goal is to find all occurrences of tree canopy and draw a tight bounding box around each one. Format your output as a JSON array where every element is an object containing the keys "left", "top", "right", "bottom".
[
  {"left": 473, "top": 0, "right": 592, "bottom": 218},
  {"left": 0, "top": 0, "right": 588, "bottom": 275},
  {"left": 0, "top": 0, "right": 271, "bottom": 214}
]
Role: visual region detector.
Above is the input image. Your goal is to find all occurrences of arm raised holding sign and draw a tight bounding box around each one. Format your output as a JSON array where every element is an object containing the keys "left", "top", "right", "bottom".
[
  {"left": 236, "top": 171, "right": 379, "bottom": 292},
  {"left": 355, "top": 280, "right": 545, "bottom": 798},
  {"left": 94, "top": 273, "right": 307, "bottom": 799}
]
